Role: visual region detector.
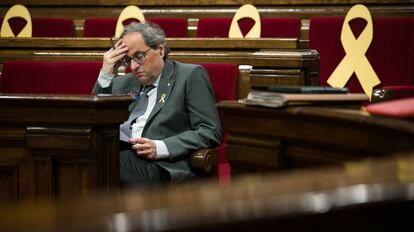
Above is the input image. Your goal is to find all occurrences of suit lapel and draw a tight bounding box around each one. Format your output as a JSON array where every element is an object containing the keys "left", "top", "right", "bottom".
[{"left": 147, "top": 60, "right": 176, "bottom": 124}]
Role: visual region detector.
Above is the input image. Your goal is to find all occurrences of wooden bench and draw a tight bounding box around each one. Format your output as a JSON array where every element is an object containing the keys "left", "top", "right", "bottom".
[
  {"left": 217, "top": 101, "right": 414, "bottom": 173},
  {"left": 0, "top": 37, "right": 319, "bottom": 99},
  {"left": 1, "top": 0, "right": 413, "bottom": 42}
]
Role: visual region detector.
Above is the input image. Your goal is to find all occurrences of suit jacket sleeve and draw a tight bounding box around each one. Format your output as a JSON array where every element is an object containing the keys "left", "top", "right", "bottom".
[{"left": 163, "top": 66, "right": 222, "bottom": 161}]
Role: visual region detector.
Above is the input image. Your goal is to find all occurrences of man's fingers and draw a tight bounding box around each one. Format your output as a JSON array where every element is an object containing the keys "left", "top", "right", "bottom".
[
  {"left": 111, "top": 45, "right": 128, "bottom": 57},
  {"left": 129, "top": 138, "right": 156, "bottom": 160},
  {"left": 112, "top": 53, "right": 126, "bottom": 63},
  {"left": 132, "top": 143, "right": 151, "bottom": 152},
  {"left": 106, "top": 47, "right": 127, "bottom": 61},
  {"left": 114, "top": 38, "right": 123, "bottom": 47}
]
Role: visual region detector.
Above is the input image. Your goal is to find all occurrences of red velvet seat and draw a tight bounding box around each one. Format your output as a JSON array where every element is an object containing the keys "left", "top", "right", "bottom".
[
  {"left": 309, "top": 16, "right": 414, "bottom": 93},
  {"left": 200, "top": 63, "right": 238, "bottom": 183},
  {"left": 196, "top": 17, "right": 300, "bottom": 38},
  {"left": 83, "top": 17, "right": 188, "bottom": 37},
  {"left": 1, "top": 17, "right": 74, "bottom": 37},
  {"left": 0, "top": 61, "right": 102, "bottom": 94}
]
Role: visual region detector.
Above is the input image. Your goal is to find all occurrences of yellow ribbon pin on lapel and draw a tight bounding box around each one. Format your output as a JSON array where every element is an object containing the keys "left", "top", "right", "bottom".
[
  {"left": 327, "top": 4, "right": 380, "bottom": 100},
  {"left": 159, "top": 93, "right": 166, "bottom": 104}
]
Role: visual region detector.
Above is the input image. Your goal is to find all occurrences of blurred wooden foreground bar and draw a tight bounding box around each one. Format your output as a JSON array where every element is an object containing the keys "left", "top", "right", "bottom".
[
  {"left": 0, "top": 94, "right": 133, "bottom": 202},
  {"left": 0, "top": 152, "right": 413, "bottom": 231}
]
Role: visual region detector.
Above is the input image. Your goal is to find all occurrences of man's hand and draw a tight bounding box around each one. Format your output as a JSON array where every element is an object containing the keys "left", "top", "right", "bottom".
[
  {"left": 102, "top": 39, "right": 128, "bottom": 75},
  {"left": 129, "top": 137, "right": 157, "bottom": 160}
]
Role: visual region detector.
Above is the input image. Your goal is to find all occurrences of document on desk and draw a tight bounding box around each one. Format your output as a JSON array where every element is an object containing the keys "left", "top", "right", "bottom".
[
  {"left": 252, "top": 86, "right": 349, "bottom": 94},
  {"left": 240, "top": 90, "right": 369, "bottom": 108}
]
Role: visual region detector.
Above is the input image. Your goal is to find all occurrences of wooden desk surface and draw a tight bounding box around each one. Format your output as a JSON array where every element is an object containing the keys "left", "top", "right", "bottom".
[
  {"left": 217, "top": 101, "right": 414, "bottom": 172},
  {"left": 1, "top": 152, "right": 413, "bottom": 231}
]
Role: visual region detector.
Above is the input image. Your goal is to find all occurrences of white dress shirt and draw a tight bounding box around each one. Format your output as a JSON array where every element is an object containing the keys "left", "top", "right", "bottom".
[{"left": 98, "top": 70, "right": 170, "bottom": 159}]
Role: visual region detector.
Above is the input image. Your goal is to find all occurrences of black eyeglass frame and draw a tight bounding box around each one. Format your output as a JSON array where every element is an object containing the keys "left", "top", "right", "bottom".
[{"left": 122, "top": 47, "right": 152, "bottom": 66}]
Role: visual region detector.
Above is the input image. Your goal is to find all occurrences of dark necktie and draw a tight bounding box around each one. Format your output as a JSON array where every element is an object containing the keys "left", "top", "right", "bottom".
[{"left": 120, "top": 85, "right": 155, "bottom": 138}]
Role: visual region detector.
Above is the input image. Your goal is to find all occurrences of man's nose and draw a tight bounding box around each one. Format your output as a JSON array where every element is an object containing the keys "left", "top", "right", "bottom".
[{"left": 131, "top": 60, "right": 142, "bottom": 70}]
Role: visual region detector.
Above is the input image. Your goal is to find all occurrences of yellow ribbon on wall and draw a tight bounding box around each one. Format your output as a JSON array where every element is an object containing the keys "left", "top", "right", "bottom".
[
  {"left": 0, "top": 4, "right": 32, "bottom": 37},
  {"left": 115, "top": 5, "right": 145, "bottom": 38},
  {"left": 327, "top": 4, "right": 380, "bottom": 100},
  {"left": 228, "top": 4, "right": 261, "bottom": 38}
]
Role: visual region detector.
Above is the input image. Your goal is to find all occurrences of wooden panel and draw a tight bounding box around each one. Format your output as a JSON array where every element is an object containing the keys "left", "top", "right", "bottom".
[
  {"left": 0, "top": 0, "right": 412, "bottom": 5},
  {"left": 217, "top": 101, "right": 414, "bottom": 173},
  {"left": 33, "top": 156, "right": 53, "bottom": 200},
  {"left": 55, "top": 158, "right": 91, "bottom": 198},
  {"left": 0, "top": 94, "right": 133, "bottom": 201},
  {"left": 94, "top": 128, "right": 120, "bottom": 191},
  {"left": 27, "top": 127, "right": 91, "bottom": 151},
  {"left": 0, "top": 127, "right": 25, "bottom": 147},
  {"left": 250, "top": 69, "right": 305, "bottom": 87},
  {"left": 0, "top": 148, "right": 24, "bottom": 202}
]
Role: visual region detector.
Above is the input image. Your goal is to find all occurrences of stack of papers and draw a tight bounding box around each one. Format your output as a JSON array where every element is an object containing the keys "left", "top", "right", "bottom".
[{"left": 240, "top": 86, "right": 369, "bottom": 108}]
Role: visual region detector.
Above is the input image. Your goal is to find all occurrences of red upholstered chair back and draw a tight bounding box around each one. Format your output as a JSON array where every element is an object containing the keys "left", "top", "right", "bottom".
[
  {"left": 83, "top": 18, "right": 117, "bottom": 37},
  {"left": 83, "top": 17, "right": 188, "bottom": 37},
  {"left": 200, "top": 63, "right": 238, "bottom": 102},
  {"left": 0, "top": 61, "right": 102, "bottom": 94},
  {"left": 1, "top": 17, "right": 74, "bottom": 37},
  {"left": 196, "top": 17, "right": 300, "bottom": 38},
  {"left": 199, "top": 63, "right": 238, "bottom": 183},
  {"left": 196, "top": 18, "right": 232, "bottom": 37},
  {"left": 309, "top": 17, "right": 414, "bottom": 93},
  {"left": 149, "top": 18, "right": 188, "bottom": 38}
]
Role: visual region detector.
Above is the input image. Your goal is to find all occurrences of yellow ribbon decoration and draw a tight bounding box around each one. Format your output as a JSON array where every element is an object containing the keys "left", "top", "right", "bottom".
[
  {"left": 228, "top": 4, "right": 261, "bottom": 38},
  {"left": 327, "top": 4, "right": 380, "bottom": 100},
  {"left": 159, "top": 93, "right": 166, "bottom": 104},
  {"left": 1, "top": 4, "right": 32, "bottom": 37},
  {"left": 115, "top": 5, "right": 145, "bottom": 38}
]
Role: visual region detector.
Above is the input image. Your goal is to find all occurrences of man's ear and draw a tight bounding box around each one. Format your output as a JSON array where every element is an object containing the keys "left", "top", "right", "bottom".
[{"left": 159, "top": 44, "right": 165, "bottom": 58}]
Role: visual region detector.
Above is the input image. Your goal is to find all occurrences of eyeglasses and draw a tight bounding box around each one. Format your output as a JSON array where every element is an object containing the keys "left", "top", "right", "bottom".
[
  {"left": 122, "top": 48, "right": 152, "bottom": 66},
  {"left": 109, "top": 37, "right": 152, "bottom": 67}
]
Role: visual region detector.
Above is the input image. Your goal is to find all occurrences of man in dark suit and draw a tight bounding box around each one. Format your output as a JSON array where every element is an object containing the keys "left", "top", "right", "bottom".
[{"left": 93, "top": 22, "right": 222, "bottom": 186}]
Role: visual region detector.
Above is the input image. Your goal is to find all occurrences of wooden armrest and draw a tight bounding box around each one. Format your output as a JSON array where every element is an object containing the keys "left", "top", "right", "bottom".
[{"left": 190, "top": 148, "right": 218, "bottom": 175}]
